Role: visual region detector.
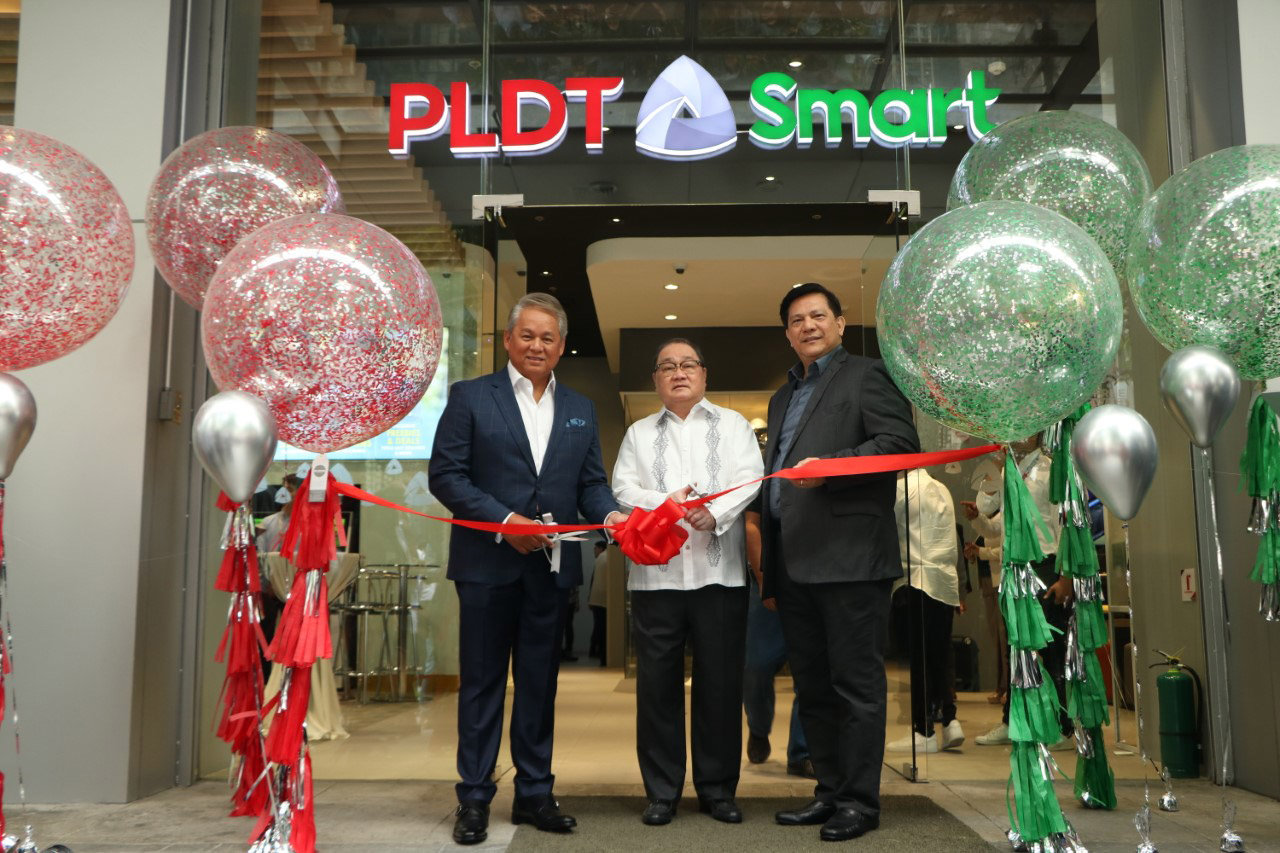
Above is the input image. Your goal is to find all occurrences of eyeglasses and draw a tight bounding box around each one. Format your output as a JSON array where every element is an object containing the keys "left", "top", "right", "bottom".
[{"left": 654, "top": 360, "right": 703, "bottom": 376}]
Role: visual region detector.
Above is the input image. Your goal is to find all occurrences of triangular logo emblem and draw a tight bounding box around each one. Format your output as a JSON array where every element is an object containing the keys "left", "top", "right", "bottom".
[{"left": 635, "top": 56, "right": 737, "bottom": 161}]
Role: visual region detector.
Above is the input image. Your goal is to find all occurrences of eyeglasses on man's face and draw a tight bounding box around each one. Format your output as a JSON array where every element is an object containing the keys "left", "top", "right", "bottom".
[{"left": 654, "top": 360, "right": 704, "bottom": 376}]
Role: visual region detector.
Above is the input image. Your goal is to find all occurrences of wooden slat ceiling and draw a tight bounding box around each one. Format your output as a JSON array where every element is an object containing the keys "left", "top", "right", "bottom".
[
  {"left": 259, "top": 0, "right": 462, "bottom": 265},
  {"left": 0, "top": 9, "right": 18, "bottom": 127}
]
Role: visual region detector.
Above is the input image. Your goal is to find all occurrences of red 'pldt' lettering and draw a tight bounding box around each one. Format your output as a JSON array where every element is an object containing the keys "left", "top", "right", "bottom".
[
  {"left": 449, "top": 82, "right": 501, "bottom": 157},
  {"left": 501, "top": 80, "right": 569, "bottom": 155},
  {"left": 388, "top": 83, "right": 447, "bottom": 157},
  {"left": 565, "top": 77, "right": 624, "bottom": 151}
]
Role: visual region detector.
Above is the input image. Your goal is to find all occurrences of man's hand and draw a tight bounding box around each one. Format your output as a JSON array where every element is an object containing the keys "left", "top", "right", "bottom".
[
  {"left": 960, "top": 500, "right": 979, "bottom": 520},
  {"left": 963, "top": 541, "right": 980, "bottom": 561},
  {"left": 668, "top": 485, "right": 693, "bottom": 503},
  {"left": 604, "top": 510, "right": 630, "bottom": 529},
  {"left": 502, "top": 513, "right": 553, "bottom": 555},
  {"left": 1043, "top": 576, "right": 1074, "bottom": 605},
  {"left": 792, "top": 457, "right": 826, "bottom": 489},
  {"left": 762, "top": 597, "right": 778, "bottom": 612},
  {"left": 956, "top": 601, "right": 967, "bottom": 615},
  {"left": 684, "top": 505, "right": 717, "bottom": 532}
]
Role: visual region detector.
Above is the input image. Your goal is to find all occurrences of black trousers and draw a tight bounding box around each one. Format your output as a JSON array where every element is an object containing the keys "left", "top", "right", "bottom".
[
  {"left": 455, "top": 570, "right": 567, "bottom": 803},
  {"left": 775, "top": 548, "right": 892, "bottom": 817},
  {"left": 631, "top": 584, "right": 748, "bottom": 803},
  {"left": 903, "top": 586, "right": 956, "bottom": 735},
  {"left": 589, "top": 605, "right": 607, "bottom": 663},
  {"left": 1002, "top": 557, "right": 1073, "bottom": 736}
]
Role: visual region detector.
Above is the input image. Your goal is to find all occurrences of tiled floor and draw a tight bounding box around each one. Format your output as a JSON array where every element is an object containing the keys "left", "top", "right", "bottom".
[{"left": 9, "top": 665, "right": 1278, "bottom": 851}]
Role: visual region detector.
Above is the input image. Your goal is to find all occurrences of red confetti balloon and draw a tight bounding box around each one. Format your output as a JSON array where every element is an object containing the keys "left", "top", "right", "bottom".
[
  {"left": 0, "top": 127, "right": 134, "bottom": 371},
  {"left": 147, "top": 127, "right": 344, "bottom": 309},
  {"left": 202, "top": 214, "right": 442, "bottom": 453}
]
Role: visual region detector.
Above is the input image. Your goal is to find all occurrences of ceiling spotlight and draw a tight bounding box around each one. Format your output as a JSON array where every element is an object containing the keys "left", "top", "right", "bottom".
[
  {"left": 764, "top": 175, "right": 777, "bottom": 181},
  {"left": 541, "top": 270, "right": 551, "bottom": 276},
  {"left": 664, "top": 314, "right": 678, "bottom": 321},
  {"left": 602, "top": 125, "right": 612, "bottom": 133},
  {"left": 611, "top": 217, "right": 622, "bottom": 223},
  {"left": 570, "top": 349, "right": 578, "bottom": 355},
  {"left": 987, "top": 60, "right": 1007, "bottom": 76},
  {"left": 953, "top": 124, "right": 965, "bottom": 130},
  {"left": 664, "top": 283, "right": 679, "bottom": 290},
  {"left": 788, "top": 60, "right": 803, "bottom": 68}
]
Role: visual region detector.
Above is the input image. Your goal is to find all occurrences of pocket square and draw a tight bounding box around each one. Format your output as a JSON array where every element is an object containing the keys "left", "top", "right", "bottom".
[{"left": 566, "top": 417, "right": 587, "bottom": 428}]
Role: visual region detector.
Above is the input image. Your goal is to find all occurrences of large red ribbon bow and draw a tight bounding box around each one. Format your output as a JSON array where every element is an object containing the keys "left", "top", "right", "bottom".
[{"left": 613, "top": 497, "right": 689, "bottom": 565}]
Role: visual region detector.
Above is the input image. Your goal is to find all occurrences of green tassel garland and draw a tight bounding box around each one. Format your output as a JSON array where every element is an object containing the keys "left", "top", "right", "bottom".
[
  {"left": 1009, "top": 663, "right": 1064, "bottom": 744},
  {"left": 1067, "top": 652, "right": 1110, "bottom": 729},
  {"left": 1073, "top": 726, "right": 1117, "bottom": 810},
  {"left": 999, "top": 569, "right": 1057, "bottom": 649},
  {"left": 1009, "top": 742, "right": 1069, "bottom": 840},
  {"left": 1074, "top": 598, "right": 1108, "bottom": 652},
  {"left": 1251, "top": 527, "right": 1280, "bottom": 585}
]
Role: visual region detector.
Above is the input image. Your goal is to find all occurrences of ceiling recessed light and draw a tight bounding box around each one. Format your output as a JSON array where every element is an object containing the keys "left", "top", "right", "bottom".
[
  {"left": 611, "top": 217, "right": 622, "bottom": 223},
  {"left": 788, "top": 60, "right": 803, "bottom": 68},
  {"left": 764, "top": 175, "right": 777, "bottom": 181},
  {"left": 953, "top": 124, "right": 965, "bottom": 130},
  {"left": 664, "top": 283, "right": 679, "bottom": 290},
  {"left": 602, "top": 126, "right": 612, "bottom": 133},
  {"left": 541, "top": 270, "right": 551, "bottom": 276},
  {"left": 570, "top": 349, "right": 578, "bottom": 354},
  {"left": 664, "top": 314, "right": 678, "bottom": 321}
]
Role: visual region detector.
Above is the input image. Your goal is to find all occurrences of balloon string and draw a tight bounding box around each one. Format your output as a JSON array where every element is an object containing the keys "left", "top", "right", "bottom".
[
  {"left": 1122, "top": 518, "right": 1156, "bottom": 848},
  {"left": 1198, "top": 446, "right": 1236, "bottom": 834},
  {"left": 0, "top": 481, "right": 32, "bottom": 842}
]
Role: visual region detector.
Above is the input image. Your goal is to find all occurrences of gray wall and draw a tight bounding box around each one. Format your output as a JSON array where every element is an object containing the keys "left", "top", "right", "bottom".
[{"left": 6, "top": 0, "right": 178, "bottom": 802}]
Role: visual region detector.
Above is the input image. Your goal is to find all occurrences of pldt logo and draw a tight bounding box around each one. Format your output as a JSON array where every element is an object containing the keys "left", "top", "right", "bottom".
[
  {"left": 387, "top": 57, "right": 999, "bottom": 159},
  {"left": 635, "top": 56, "right": 737, "bottom": 161}
]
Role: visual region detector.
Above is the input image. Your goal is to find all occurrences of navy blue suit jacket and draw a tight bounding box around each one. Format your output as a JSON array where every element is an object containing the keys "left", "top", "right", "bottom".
[{"left": 429, "top": 369, "right": 618, "bottom": 589}]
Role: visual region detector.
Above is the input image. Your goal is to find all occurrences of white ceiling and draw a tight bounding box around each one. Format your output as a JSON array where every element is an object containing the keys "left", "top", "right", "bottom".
[{"left": 587, "top": 234, "right": 898, "bottom": 372}]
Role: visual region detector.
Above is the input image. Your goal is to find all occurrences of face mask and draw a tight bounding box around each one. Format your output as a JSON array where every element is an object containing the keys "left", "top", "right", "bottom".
[{"left": 976, "top": 489, "right": 1001, "bottom": 516}]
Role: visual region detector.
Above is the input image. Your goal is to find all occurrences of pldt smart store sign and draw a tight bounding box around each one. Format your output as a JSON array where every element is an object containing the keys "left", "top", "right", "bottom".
[{"left": 387, "top": 55, "right": 1001, "bottom": 161}]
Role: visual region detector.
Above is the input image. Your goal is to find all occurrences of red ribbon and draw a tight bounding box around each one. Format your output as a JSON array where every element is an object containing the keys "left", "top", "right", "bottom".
[{"left": 328, "top": 444, "right": 998, "bottom": 565}]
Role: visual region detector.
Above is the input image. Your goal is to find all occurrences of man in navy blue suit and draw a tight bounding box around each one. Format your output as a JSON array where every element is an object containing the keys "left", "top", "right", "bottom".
[{"left": 430, "top": 292, "right": 626, "bottom": 845}]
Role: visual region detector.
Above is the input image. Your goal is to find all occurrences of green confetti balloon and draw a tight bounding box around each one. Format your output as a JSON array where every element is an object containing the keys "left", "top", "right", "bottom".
[
  {"left": 877, "top": 201, "right": 1123, "bottom": 443},
  {"left": 948, "top": 111, "right": 1153, "bottom": 274},
  {"left": 1127, "top": 144, "right": 1280, "bottom": 380}
]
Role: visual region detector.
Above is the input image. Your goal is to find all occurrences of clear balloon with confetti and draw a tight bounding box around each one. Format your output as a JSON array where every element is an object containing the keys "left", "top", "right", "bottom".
[
  {"left": 147, "top": 126, "right": 343, "bottom": 309},
  {"left": 0, "top": 127, "right": 135, "bottom": 371},
  {"left": 201, "top": 213, "right": 442, "bottom": 453},
  {"left": 877, "top": 201, "right": 1123, "bottom": 443},
  {"left": 1127, "top": 144, "right": 1280, "bottom": 381},
  {"left": 948, "top": 110, "right": 1152, "bottom": 275}
]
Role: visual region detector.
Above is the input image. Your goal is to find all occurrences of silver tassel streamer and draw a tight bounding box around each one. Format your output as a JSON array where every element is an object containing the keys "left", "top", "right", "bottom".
[
  {"left": 1259, "top": 582, "right": 1280, "bottom": 622},
  {"left": 247, "top": 800, "right": 296, "bottom": 853},
  {"left": 1134, "top": 794, "right": 1158, "bottom": 853},
  {"left": 1219, "top": 801, "right": 1245, "bottom": 852},
  {"left": 1011, "top": 649, "right": 1044, "bottom": 689},
  {"left": 1063, "top": 618, "right": 1085, "bottom": 683},
  {"left": 1008, "top": 828, "right": 1030, "bottom": 852},
  {"left": 1074, "top": 727, "right": 1094, "bottom": 760},
  {"left": 1246, "top": 497, "right": 1269, "bottom": 535},
  {"left": 1157, "top": 767, "right": 1179, "bottom": 812},
  {"left": 1073, "top": 576, "right": 1100, "bottom": 602}
]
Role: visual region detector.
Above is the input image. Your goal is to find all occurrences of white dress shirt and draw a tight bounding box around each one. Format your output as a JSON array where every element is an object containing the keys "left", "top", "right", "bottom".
[
  {"left": 499, "top": 361, "right": 561, "bottom": 571},
  {"left": 613, "top": 398, "right": 763, "bottom": 591},
  {"left": 969, "top": 449, "right": 1061, "bottom": 578},
  {"left": 894, "top": 468, "right": 960, "bottom": 606}
]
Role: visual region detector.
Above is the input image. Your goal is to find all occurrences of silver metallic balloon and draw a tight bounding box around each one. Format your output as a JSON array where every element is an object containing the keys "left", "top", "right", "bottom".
[
  {"left": 1071, "top": 405, "right": 1158, "bottom": 521},
  {"left": 1159, "top": 346, "right": 1240, "bottom": 449},
  {"left": 0, "top": 373, "right": 37, "bottom": 481},
  {"left": 192, "top": 390, "right": 278, "bottom": 504}
]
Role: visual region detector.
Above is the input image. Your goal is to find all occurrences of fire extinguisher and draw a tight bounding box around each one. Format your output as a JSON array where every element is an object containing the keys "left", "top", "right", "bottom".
[{"left": 1150, "top": 649, "right": 1202, "bottom": 778}]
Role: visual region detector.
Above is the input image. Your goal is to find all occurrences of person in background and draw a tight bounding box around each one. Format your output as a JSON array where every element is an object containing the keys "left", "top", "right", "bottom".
[
  {"left": 888, "top": 467, "right": 965, "bottom": 754},
  {"left": 612, "top": 338, "right": 763, "bottom": 827},
  {"left": 743, "top": 503, "right": 813, "bottom": 778},
  {"left": 429, "top": 292, "right": 627, "bottom": 845},
  {"left": 255, "top": 473, "right": 301, "bottom": 675},
  {"left": 962, "top": 458, "right": 1008, "bottom": 706},
  {"left": 762, "top": 283, "right": 920, "bottom": 843},
  {"left": 970, "top": 436, "right": 1073, "bottom": 750},
  {"left": 587, "top": 540, "right": 609, "bottom": 665}
]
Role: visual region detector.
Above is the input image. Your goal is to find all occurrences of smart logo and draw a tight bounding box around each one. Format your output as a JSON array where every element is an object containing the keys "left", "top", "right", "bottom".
[
  {"left": 634, "top": 56, "right": 738, "bottom": 161},
  {"left": 387, "top": 62, "right": 1000, "bottom": 159}
]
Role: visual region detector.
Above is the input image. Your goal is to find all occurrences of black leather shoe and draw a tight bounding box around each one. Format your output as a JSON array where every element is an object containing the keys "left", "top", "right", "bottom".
[
  {"left": 775, "top": 799, "right": 836, "bottom": 826},
  {"left": 512, "top": 795, "right": 577, "bottom": 832},
  {"left": 747, "top": 732, "right": 771, "bottom": 764},
  {"left": 819, "top": 808, "right": 879, "bottom": 841},
  {"left": 452, "top": 801, "right": 489, "bottom": 845},
  {"left": 786, "top": 758, "right": 817, "bottom": 779},
  {"left": 642, "top": 799, "right": 676, "bottom": 825},
  {"left": 699, "top": 798, "right": 743, "bottom": 823}
]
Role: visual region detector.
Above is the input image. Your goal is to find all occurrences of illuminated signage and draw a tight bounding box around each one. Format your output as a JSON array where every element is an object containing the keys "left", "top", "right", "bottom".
[{"left": 387, "top": 56, "right": 1000, "bottom": 160}]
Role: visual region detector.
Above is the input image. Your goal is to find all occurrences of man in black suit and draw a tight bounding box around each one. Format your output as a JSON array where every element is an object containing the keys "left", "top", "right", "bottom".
[
  {"left": 430, "top": 292, "right": 626, "bottom": 845},
  {"left": 761, "top": 283, "right": 920, "bottom": 842}
]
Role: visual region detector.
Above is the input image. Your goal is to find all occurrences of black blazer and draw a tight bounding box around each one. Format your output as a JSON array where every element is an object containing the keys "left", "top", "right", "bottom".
[
  {"left": 428, "top": 369, "right": 618, "bottom": 589},
  {"left": 760, "top": 348, "right": 920, "bottom": 597}
]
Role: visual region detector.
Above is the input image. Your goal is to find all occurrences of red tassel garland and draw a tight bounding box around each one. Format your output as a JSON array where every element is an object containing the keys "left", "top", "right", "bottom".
[
  {"left": 265, "top": 665, "right": 313, "bottom": 764},
  {"left": 279, "top": 474, "right": 341, "bottom": 570},
  {"left": 268, "top": 570, "right": 331, "bottom": 668},
  {"left": 291, "top": 751, "right": 317, "bottom": 853}
]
